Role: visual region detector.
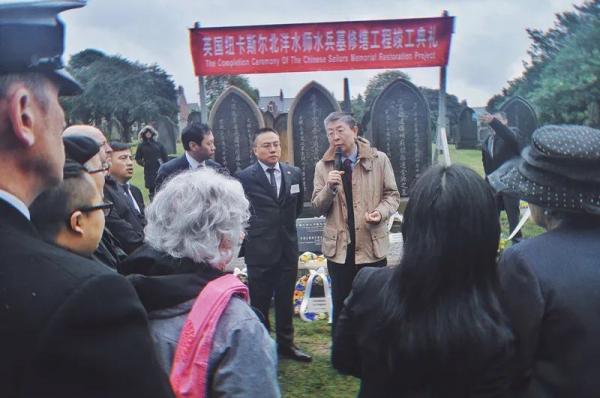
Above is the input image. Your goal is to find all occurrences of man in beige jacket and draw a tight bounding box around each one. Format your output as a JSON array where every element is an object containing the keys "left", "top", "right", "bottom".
[{"left": 312, "top": 112, "right": 400, "bottom": 333}]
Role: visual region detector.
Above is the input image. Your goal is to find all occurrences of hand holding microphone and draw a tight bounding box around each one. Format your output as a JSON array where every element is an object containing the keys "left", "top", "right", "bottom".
[{"left": 327, "top": 147, "right": 345, "bottom": 190}]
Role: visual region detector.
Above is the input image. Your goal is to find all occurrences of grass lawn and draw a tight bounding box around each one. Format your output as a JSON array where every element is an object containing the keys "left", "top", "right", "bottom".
[{"left": 128, "top": 142, "right": 542, "bottom": 397}]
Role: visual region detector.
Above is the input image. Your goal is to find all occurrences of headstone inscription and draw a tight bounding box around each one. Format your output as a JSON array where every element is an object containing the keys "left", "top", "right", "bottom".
[
  {"left": 155, "top": 116, "right": 178, "bottom": 154},
  {"left": 209, "top": 86, "right": 264, "bottom": 175},
  {"left": 296, "top": 217, "right": 326, "bottom": 254},
  {"left": 288, "top": 81, "right": 341, "bottom": 202},
  {"left": 456, "top": 107, "right": 479, "bottom": 149},
  {"left": 369, "top": 78, "right": 432, "bottom": 197},
  {"left": 500, "top": 96, "right": 538, "bottom": 143}
]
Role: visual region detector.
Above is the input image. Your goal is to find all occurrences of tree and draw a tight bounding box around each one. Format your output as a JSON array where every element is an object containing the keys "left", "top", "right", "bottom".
[
  {"left": 487, "top": 0, "right": 600, "bottom": 126},
  {"left": 351, "top": 93, "right": 367, "bottom": 123},
  {"left": 364, "top": 70, "right": 411, "bottom": 109},
  {"left": 205, "top": 75, "right": 259, "bottom": 109},
  {"left": 62, "top": 50, "right": 179, "bottom": 141}
]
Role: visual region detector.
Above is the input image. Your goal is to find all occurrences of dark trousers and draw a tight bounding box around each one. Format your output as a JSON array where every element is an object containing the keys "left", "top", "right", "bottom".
[
  {"left": 327, "top": 257, "right": 387, "bottom": 335},
  {"left": 247, "top": 264, "right": 297, "bottom": 347},
  {"left": 498, "top": 193, "right": 522, "bottom": 242}
]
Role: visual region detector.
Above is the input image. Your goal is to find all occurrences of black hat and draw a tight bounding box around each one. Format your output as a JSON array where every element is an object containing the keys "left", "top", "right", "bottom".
[
  {"left": 0, "top": 1, "right": 86, "bottom": 95},
  {"left": 489, "top": 125, "right": 600, "bottom": 215},
  {"left": 63, "top": 135, "right": 99, "bottom": 165}
]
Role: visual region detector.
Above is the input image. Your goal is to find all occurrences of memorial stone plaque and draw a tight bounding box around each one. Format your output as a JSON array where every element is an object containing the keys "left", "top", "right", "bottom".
[
  {"left": 209, "top": 87, "right": 264, "bottom": 175},
  {"left": 500, "top": 96, "right": 538, "bottom": 143},
  {"left": 296, "top": 217, "right": 326, "bottom": 254},
  {"left": 289, "top": 81, "right": 341, "bottom": 202},
  {"left": 456, "top": 107, "right": 479, "bottom": 149},
  {"left": 155, "top": 115, "right": 178, "bottom": 154},
  {"left": 369, "top": 78, "right": 432, "bottom": 197}
]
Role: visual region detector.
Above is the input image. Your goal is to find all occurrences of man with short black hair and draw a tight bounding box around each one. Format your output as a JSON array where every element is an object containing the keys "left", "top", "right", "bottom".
[
  {"left": 155, "top": 122, "right": 227, "bottom": 190},
  {"left": 0, "top": 2, "right": 174, "bottom": 396},
  {"left": 104, "top": 141, "right": 146, "bottom": 254},
  {"left": 237, "top": 127, "right": 311, "bottom": 362},
  {"left": 31, "top": 160, "right": 110, "bottom": 258}
]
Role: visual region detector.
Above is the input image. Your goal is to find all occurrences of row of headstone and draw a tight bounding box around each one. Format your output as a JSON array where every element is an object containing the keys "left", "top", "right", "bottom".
[{"left": 207, "top": 78, "right": 433, "bottom": 201}]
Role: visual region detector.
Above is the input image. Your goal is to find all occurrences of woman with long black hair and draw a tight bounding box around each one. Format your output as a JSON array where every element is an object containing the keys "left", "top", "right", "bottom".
[{"left": 332, "top": 164, "right": 514, "bottom": 397}]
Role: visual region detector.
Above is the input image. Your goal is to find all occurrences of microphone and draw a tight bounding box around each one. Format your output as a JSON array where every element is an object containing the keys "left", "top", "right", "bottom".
[{"left": 334, "top": 147, "right": 343, "bottom": 171}]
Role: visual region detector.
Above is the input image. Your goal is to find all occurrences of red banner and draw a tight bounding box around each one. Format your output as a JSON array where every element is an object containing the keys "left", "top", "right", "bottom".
[{"left": 190, "top": 17, "right": 454, "bottom": 76}]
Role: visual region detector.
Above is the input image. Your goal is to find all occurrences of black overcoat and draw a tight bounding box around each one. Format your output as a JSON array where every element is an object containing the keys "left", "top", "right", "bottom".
[{"left": 0, "top": 199, "right": 174, "bottom": 398}]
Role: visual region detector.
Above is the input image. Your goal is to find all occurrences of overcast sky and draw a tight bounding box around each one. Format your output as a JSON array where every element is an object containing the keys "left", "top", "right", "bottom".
[{"left": 62, "top": 0, "right": 579, "bottom": 108}]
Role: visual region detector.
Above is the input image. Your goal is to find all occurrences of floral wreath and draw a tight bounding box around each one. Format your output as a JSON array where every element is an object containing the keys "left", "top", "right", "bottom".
[{"left": 293, "top": 273, "right": 331, "bottom": 321}]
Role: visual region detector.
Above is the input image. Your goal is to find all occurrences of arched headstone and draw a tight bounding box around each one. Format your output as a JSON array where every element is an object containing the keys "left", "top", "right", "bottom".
[
  {"left": 456, "top": 107, "right": 478, "bottom": 149},
  {"left": 209, "top": 87, "right": 264, "bottom": 175},
  {"left": 262, "top": 110, "right": 274, "bottom": 129},
  {"left": 187, "top": 111, "right": 202, "bottom": 125},
  {"left": 369, "top": 78, "right": 432, "bottom": 197},
  {"left": 500, "top": 96, "right": 538, "bottom": 142},
  {"left": 274, "top": 113, "right": 291, "bottom": 163},
  {"left": 155, "top": 116, "right": 178, "bottom": 155},
  {"left": 288, "top": 81, "right": 341, "bottom": 202}
]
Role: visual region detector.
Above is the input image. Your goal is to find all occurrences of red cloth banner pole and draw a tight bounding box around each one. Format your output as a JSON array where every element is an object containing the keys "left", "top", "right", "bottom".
[{"left": 190, "top": 17, "right": 454, "bottom": 76}]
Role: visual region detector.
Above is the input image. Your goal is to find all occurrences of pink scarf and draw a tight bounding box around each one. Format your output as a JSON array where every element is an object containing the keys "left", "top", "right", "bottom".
[{"left": 170, "top": 274, "right": 249, "bottom": 398}]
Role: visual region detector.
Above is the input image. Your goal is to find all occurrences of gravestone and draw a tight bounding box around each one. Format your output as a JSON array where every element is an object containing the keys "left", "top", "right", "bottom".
[
  {"left": 209, "top": 86, "right": 264, "bottom": 175},
  {"left": 369, "top": 78, "right": 432, "bottom": 197},
  {"left": 155, "top": 115, "right": 178, "bottom": 154},
  {"left": 187, "top": 111, "right": 202, "bottom": 125},
  {"left": 263, "top": 110, "right": 274, "bottom": 129},
  {"left": 274, "top": 113, "right": 292, "bottom": 164},
  {"left": 296, "top": 217, "right": 326, "bottom": 254},
  {"left": 500, "top": 96, "right": 538, "bottom": 142},
  {"left": 456, "top": 107, "right": 479, "bottom": 149},
  {"left": 288, "top": 81, "right": 341, "bottom": 202}
]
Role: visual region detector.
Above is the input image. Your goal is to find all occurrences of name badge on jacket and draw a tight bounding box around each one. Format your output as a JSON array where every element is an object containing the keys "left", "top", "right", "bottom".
[{"left": 290, "top": 184, "right": 300, "bottom": 194}]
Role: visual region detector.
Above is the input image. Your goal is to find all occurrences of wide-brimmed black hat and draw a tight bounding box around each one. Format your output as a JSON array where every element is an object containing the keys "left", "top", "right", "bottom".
[
  {"left": 489, "top": 125, "right": 600, "bottom": 215},
  {"left": 0, "top": 1, "right": 86, "bottom": 95}
]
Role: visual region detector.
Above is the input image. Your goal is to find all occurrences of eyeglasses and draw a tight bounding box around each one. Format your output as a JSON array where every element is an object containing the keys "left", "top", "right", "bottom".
[
  {"left": 87, "top": 165, "right": 110, "bottom": 175},
  {"left": 77, "top": 201, "right": 114, "bottom": 217}
]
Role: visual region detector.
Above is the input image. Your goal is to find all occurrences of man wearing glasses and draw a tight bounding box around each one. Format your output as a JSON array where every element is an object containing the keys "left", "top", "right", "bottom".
[
  {"left": 236, "top": 127, "right": 312, "bottom": 362},
  {"left": 31, "top": 160, "right": 113, "bottom": 259},
  {"left": 62, "top": 134, "right": 127, "bottom": 267}
]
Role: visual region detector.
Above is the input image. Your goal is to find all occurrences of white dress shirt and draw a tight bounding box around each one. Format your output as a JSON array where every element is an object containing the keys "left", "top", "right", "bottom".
[
  {"left": 0, "top": 189, "right": 30, "bottom": 220},
  {"left": 258, "top": 160, "right": 282, "bottom": 197},
  {"left": 185, "top": 151, "right": 206, "bottom": 170}
]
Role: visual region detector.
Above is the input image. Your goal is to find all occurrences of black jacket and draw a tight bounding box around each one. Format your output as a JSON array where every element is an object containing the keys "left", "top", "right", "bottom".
[
  {"left": 482, "top": 119, "right": 525, "bottom": 175},
  {"left": 498, "top": 221, "right": 600, "bottom": 397},
  {"left": 103, "top": 176, "right": 146, "bottom": 254},
  {"left": 135, "top": 139, "right": 168, "bottom": 189},
  {"left": 333, "top": 266, "right": 514, "bottom": 398},
  {"left": 0, "top": 199, "right": 173, "bottom": 398},
  {"left": 236, "top": 162, "right": 303, "bottom": 267},
  {"left": 154, "top": 154, "right": 228, "bottom": 192}
]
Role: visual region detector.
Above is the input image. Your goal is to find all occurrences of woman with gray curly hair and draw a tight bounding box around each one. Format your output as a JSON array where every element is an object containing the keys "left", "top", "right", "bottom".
[{"left": 118, "top": 168, "right": 280, "bottom": 397}]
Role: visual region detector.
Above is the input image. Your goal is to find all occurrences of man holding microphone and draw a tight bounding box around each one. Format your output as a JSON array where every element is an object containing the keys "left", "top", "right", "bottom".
[{"left": 312, "top": 112, "right": 400, "bottom": 333}]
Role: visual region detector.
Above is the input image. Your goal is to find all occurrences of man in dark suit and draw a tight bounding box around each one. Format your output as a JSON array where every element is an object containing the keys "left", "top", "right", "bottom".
[
  {"left": 155, "top": 122, "right": 227, "bottom": 191},
  {"left": 0, "top": 2, "right": 174, "bottom": 397},
  {"left": 481, "top": 112, "right": 525, "bottom": 243},
  {"left": 104, "top": 141, "right": 146, "bottom": 254},
  {"left": 236, "top": 128, "right": 312, "bottom": 362}
]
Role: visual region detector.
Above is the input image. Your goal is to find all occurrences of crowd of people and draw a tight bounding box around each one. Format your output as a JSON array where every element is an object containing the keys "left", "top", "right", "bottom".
[{"left": 1, "top": 1, "right": 600, "bottom": 398}]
